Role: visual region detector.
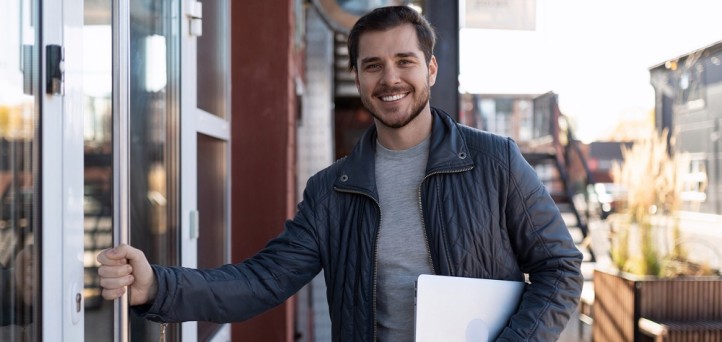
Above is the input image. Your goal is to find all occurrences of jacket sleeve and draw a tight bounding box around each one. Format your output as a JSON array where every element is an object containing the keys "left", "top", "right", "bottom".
[
  {"left": 134, "top": 187, "right": 323, "bottom": 323},
  {"left": 497, "top": 139, "right": 583, "bottom": 341}
]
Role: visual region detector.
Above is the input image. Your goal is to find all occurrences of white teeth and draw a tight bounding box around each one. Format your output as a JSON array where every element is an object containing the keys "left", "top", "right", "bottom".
[{"left": 381, "top": 93, "right": 406, "bottom": 102}]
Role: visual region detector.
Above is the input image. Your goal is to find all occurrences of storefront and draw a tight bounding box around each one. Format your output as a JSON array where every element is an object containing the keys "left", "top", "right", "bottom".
[{"left": 0, "top": 0, "right": 231, "bottom": 340}]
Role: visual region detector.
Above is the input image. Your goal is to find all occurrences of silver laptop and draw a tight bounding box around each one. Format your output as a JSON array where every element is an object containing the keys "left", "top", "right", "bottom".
[{"left": 414, "top": 274, "right": 525, "bottom": 342}]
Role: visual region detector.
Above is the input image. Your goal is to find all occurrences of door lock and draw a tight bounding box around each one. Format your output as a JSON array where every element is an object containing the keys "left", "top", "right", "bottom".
[
  {"left": 70, "top": 283, "right": 82, "bottom": 324},
  {"left": 75, "top": 293, "right": 82, "bottom": 312}
]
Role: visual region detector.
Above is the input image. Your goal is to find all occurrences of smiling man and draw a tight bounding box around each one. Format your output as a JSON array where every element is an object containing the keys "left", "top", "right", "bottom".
[
  {"left": 354, "top": 22, "right": 436, "bottom": 149},
  {"left": 97, "top": 6, "right": 583, "bottom": 342}
]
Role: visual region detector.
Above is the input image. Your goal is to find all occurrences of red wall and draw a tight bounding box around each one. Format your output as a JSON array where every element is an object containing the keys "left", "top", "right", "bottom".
[{"left": 230, "top": 1, "right": 298, "bottom": 341}]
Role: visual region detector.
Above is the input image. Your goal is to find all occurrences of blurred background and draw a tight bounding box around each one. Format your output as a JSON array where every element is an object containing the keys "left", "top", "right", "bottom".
[{"left": 1, "top": 0, "right": 720, "bottom": 341}]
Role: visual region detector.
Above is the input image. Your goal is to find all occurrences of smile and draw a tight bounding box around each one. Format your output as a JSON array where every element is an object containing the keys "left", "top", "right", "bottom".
[{"left": 379, "top": 93, "right": 409, "bottom": 102}]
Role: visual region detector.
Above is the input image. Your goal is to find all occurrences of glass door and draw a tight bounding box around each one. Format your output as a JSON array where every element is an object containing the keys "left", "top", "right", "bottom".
[
  {"left": 2, "top": 0, "right": 185, "bottom": 340},
  {"left": 82, "top": 1, "right": 114, "bottom": 340},
  {"left": 83, "top": 0, "right": 182, "bottom": 340},
  {"left": 1, "top": 0, "right": 85, "bottom": 340},
  {"left": 125, "top": 1, "right": 181, "bottom": 339},
  {"left": 0, "top": 0, "right": 42, "bottom": 338}
]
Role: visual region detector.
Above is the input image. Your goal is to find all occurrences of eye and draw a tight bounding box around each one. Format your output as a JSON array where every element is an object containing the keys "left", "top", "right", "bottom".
[
  {"left": 398, "top": 59, "right": 415, "bottom": 67},
  {"left": 364, "top": 64, "right": 381, "bottom": 71}
]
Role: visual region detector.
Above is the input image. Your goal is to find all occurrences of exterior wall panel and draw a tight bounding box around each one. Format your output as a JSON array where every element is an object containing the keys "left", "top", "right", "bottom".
[{"left": 230, "top": 1, "right": 299, "bottom": 341}]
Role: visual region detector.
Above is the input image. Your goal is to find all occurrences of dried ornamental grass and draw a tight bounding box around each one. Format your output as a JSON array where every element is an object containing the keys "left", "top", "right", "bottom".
[
  {"left": 612, "top": 130, "right": 681, "bottom": 220},
  {"left": 609, "top": 129, "right": 712, "bottom": 277}
]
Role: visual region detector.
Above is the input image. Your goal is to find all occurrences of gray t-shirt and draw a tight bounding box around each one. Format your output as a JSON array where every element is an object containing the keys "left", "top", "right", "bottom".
[{"left": 375, "top": 137, "right": 434, "bottom": 342}]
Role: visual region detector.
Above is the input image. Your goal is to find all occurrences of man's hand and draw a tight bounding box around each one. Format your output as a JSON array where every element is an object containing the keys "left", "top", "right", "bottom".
[{"left": 97, "top": 244, "right": 157, "bottom": 306}]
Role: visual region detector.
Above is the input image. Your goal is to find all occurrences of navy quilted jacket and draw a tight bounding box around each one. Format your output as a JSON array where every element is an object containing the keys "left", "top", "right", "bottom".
[{"left": 139, "top": 108, "right": 583, "bottom": 341}]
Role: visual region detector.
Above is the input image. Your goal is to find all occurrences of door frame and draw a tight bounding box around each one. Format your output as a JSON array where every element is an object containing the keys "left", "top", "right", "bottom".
[
  {"left": 179, "top": 0, "right": 232, "bottom": 340},
  {"left": 40, "top": 0, "right": 85, "bottom": 339}
]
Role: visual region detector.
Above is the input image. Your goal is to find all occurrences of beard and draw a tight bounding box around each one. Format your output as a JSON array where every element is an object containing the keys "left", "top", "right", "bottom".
[{"left": 361, "top": 79, "right": 431, "bottom": 129}]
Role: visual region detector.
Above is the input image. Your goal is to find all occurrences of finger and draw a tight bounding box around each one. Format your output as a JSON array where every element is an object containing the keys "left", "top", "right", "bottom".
[
  {"left": 102, "top": 287, "right": 126, "bottom": 300},
  {"left": 99, "top": 244, "right": 147, "bottom": 266},
  {"left": 96, "top": 249, "right": 129, "bottom": 266},
  {"left": 108, "top": 244, "right": 145, "bottom": 262},
  {"left": 98, "top": 264, "right": 133, "bottom": 278},
  {"left": 99, "top": 274, "right": 135, "bottom": 290}
]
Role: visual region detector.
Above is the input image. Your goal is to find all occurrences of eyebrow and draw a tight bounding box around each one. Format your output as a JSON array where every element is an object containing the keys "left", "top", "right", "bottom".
[
  {"left": 395, "top": 52, "right": 420, "bottom": 59},
  {"left": 359, "top": 52, "right": 421, "bottom": 66}
]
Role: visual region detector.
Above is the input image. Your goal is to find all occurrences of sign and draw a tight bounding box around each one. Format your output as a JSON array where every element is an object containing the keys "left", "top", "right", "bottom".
[{"left": 464, "top": 0, "right": 536, "bottom": 31}]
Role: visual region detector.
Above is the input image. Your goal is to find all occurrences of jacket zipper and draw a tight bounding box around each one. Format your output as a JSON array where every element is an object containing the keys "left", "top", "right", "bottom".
[
  {"left": 334, "top": 165, "right": 471, "bottom": 340},
  {"left": 333, "top": 187, "right": 382, "bottom": 342},
  {"left": 418, "top": 166, "right": 474, "bottom": 277}
]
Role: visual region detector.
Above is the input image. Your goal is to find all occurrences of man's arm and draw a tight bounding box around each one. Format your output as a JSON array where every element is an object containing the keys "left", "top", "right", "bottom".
[
  {"left": 138, "top": 217, "right": 323, "bottom": 323},
  {"left": 97, "top": 183, "right": 323, "bottom": 323},
  {"left": 498, "top": 139, "right": 584, "bottom": 341}
]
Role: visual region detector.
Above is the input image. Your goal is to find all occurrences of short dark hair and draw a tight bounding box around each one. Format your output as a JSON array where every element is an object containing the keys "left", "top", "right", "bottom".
[{"left": 347, "top": 6, "right": 436, "bottom": 71}]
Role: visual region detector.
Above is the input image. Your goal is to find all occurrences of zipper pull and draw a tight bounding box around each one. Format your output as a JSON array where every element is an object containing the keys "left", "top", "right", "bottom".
[{"left": 159, "top": 323, "right": 167, "bottom": 342}]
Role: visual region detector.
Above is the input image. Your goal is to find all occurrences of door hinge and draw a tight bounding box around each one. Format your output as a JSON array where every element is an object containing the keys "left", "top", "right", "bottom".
[
  {"left": 189, "top": 210, "right": 199, "bottom": 239},
  {"left": 186, "top": 0, "right": 203, "bottom": 37}
]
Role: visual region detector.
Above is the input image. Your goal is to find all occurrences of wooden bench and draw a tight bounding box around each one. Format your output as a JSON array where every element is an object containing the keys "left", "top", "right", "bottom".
[{"left": 638, "top": 317, "right": 722, "bottom": 341}]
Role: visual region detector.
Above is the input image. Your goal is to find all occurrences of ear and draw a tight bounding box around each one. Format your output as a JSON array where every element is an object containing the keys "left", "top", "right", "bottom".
[
  {"left": 354, "top": 68, "right": 360, "bottom": 89},
  {"left": 428, "top": 55, "right": 438, "bottom": 87}
]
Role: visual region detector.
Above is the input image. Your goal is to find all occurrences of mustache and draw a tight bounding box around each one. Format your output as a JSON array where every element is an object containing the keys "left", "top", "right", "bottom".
[{"left": 372, "top": 85, "right": 412, "bottom": 97}]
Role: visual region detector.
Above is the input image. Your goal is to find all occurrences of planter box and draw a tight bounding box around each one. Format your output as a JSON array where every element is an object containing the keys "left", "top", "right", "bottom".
[{"left": 592, "top": 267, "right": 722, "bottom": 341}]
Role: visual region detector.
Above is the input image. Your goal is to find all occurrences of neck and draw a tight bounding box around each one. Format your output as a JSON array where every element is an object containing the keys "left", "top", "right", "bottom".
[{"left": 375, "top": 106, "right": 433, "bottom": 150}]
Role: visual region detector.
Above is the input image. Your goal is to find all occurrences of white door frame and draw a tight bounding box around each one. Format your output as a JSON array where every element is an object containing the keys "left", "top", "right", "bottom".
[
  {"left": 41, "top": 0, "right": 85, "bottom": 340},
  {"left": 179, "top": 0, "right": 231, "bottom": 340}
]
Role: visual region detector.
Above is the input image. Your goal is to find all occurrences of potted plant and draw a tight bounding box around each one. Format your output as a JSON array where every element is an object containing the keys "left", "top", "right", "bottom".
[{"left": 591, "top": 129, "right": 722, "bottom": 341}]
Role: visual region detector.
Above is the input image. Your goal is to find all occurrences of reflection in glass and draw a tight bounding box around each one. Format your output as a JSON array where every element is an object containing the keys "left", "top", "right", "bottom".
[
  {"left": 0, "top": 0, "right": 38, "bottom": 340},
  {"left": 128, "top": 0, "right": 180, "bottom": 340},
  {"left": 83, "top": 0, "right": 114, "bottom": 340}
]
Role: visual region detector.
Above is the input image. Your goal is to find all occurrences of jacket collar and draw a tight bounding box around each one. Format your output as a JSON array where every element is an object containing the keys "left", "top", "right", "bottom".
[{"left": 333, "top": 107, "right": 474, "bottom": 198}]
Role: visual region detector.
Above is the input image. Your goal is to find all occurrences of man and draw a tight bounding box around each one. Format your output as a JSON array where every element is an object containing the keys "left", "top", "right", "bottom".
[{"left": 98, "top": 6, "right": 583, "bottom": 341}]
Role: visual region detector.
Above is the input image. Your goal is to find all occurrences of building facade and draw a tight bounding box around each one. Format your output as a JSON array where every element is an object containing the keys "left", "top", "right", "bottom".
[
  {"left": 0, "top": 1, "right": 455, "bottom": 341},
  {"left": 650, "top": 41, "right": 722, "bottom": 216}
]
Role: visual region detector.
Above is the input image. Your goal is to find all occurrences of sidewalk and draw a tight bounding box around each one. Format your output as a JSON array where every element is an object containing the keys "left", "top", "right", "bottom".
[{"left": 557, "top": 215, "right": 612, "bottom": 342}]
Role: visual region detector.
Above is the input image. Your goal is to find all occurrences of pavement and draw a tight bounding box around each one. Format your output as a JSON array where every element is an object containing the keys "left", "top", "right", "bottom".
[{"left": 556, "top": 215, "right": 613, "bottom": 342}]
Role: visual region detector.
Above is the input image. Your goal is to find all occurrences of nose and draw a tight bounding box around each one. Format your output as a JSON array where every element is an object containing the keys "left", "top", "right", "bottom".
[{"left": 380, "top": 65, "right": 401, "bottom": 85}]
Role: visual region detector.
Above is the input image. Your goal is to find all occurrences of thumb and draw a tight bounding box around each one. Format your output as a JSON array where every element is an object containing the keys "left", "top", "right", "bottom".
[
  {"left": 100, "top": 243, "right": 145, "bottom": 264},
  {"left": 103, "top": 244, "right": 125, "bottom": 259}
]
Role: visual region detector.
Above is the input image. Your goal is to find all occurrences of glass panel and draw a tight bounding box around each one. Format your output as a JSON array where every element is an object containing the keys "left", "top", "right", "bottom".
[
  {"left": 196, "top": 134, "right": 228, "bottom": 340},
  {"left": 196, "top": 0, "right": 227, "bottom": 118},
  {"left": 0, "top": 0, "right": 39, "bottom": 340},
  {"left": 82, "top": 0, "right": 114, "bottom": 340},
  {"left": 128, "top": 0, "right": 180, "bottom": 340}
]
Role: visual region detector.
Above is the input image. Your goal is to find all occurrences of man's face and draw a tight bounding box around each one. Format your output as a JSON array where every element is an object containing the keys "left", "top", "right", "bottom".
[{"left": 355, "top": 24, "right": 437, "bottom": 129}]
